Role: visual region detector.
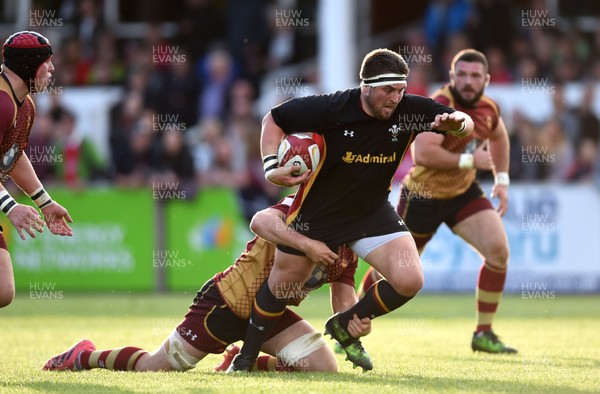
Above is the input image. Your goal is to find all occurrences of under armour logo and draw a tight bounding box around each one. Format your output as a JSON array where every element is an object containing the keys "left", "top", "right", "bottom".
[
  {"left": 249, "top": 318, "right": 265, "bottom": 331},
  {"left": 343, "top": 130, "right": 354, "bottom": 137}
]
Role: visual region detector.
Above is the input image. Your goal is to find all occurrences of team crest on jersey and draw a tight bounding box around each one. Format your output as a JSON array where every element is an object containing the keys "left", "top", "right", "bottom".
[
  {"left": 388, "top": 124, "right": 400, "bottom": 142},
  {"left": 0, "top": 143, "right": 19, "bottom": 171}
]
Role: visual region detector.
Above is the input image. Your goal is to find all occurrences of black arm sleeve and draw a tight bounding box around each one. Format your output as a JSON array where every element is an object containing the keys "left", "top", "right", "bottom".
[
  {"left": 271, "top": 89, "right": 357, "bottom": 135},
  {"left": 408, "top": 94, "right": 456, "bottom": 123}
]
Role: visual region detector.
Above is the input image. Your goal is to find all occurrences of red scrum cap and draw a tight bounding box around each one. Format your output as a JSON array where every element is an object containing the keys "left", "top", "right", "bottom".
[{"left": 2, "top": 31, "right": 53, "bottom": 87}]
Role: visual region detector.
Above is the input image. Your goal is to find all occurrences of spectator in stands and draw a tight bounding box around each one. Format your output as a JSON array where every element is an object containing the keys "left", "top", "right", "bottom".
[
  {"left": 53, "top": 37, "right": 90, "bottom": 86},
  {"left": 150, "top": 129, "right": 196, "bottom": 196},
  {"left": 513, "top": 55, "right": 539, "bottom": 81},
  {"left": 189, "top": 118, "right": 223, "bottom": 177},
  {"left": 109, "top": 90, "right": 143, "bottom": 184},
  {"left": 175, "top": 0, "right": 225, "bottom": 64},
  {"left": 486, "top": 46, "right": 512, "bottom": 83},
  {"left": 508, "top": 110, "right": 537, "bottom": 181},
  {"left": 194, "top": 116, "right": 247, "bottom": 189},
  {"left": 198, "top": 48, "right": 235, "bottom": 121},
  {"left": 225, "top": 0, "right": 270, "bottom": 83},
  {"left": 233, "top": 117, "right": 280, "bottom": 222},
  {"left": 552, "top": 84, "right": 580, "bottom": 143},
  {"left": 27, "top": 112, "right": 58, "bottom": 184},
  {"left": 565, "top": 139, "right": 598, "bottom": 182},
  {"left": 424, "top": 0, "right": 473, "bottom": 57},
  {"left": 113, "top": 110, "right": 161, "bottom": 187},
  {"left": 468, "top": 0, "right": 513, "bottom": 55},
  {"left": 535, "top": 117, "right": 574, "bottom": 181},
  {"left": 144, "top": 48, "right": 200, "bottom": 128},
  {"left": 52, "top": 108, "right": 106, "bottom": 188},
  {"left": 75, "top": 0, "right": 104, "bottom": 62},
  {"left": 86, "top": 31, "right": 126, "bottom": 85},
  {"left": 576, "top": 83, "right": 599, "bottom": 146}
]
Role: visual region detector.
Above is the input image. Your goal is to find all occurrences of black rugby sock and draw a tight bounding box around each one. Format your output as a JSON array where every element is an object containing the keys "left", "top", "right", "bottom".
[
  {"left": 239, "top": 281, "right": 287, "bottom": 360},
  {"left": 338, "top": 279, "right": 414, "bottom": 329}
]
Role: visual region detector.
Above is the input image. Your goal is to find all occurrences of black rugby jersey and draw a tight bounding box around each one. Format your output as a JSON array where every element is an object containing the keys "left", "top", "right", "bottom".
[{"left": 271, "top": 87, "right": 456, "bottom": 245}]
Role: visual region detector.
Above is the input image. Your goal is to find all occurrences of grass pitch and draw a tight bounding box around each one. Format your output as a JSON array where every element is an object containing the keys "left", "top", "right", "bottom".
[{"left": 0, "top": 291, "right": 598, "bottom": 393}]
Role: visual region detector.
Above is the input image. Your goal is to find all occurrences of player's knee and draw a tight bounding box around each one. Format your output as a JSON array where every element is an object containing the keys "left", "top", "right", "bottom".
[
  {"left": 403, "top": 274, "right": 424, "bottom": 296},
  {"left": 318, "top": 355, "right": 338, "bottom": 372},
  {"left": 163, "top": 331, "right": 200, "bottom": 371},
  {"left": 487, "top": 242, "right": 510, "bottom": 268},
  {"left": 0, "top": 287, "right": 15, "bottom": 308},
  {"left": 278, "top": 331, "right": 329, "bottom": 371},
  {"left": 388, "top": 271, "right": 423, "bottom": 297}
]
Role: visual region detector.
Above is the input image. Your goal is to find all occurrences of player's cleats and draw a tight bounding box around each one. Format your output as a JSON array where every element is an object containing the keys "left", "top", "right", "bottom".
[
  {"left": 472, "top": 330, "right": 517, "bottom": 354},
  {"left": 324, "top": 313, "right": 373, "bottom": 371},
  {"left": 42, "top": 339, "right": 96, "bottom": 371},
  {"left": 226, "top": 353, "right": 255, "bottom": 373},
  {"left": 213, "top": 344, "right": 241, "bottom": 372}
]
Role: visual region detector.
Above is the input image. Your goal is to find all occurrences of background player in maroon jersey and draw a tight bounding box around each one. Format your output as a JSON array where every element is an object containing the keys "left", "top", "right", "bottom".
[
  {"left": 360, "top": 49, "right": 515, "bottom": 353},
  {"left": 0, "top": 31, "right": 73, "bottom": 308},
  {"left": 231, "top": 48, "right": 474, "bottom": 372},
  {"left": 42, "top": 195, "right": 371, "bottom": 373}
]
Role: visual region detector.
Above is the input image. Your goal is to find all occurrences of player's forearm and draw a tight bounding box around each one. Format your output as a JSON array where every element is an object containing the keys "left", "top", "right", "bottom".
[
  {"left": 250, "top": 208, "right": 310, "bottom": 252},
  {"left": 490, "top": 128, "right": 510, "bottom": 174},
  {"left": 260, "top": 112, "right": 285, "bottom": 157},
  {"left": 10, "top": 154, "right": 43, "bottom": 195},
  {"left": 414, "top": 144, "right": 463, "bottom": 170},
  {"left": 330, "top": 282, "right": 358, "bottom": 313}
]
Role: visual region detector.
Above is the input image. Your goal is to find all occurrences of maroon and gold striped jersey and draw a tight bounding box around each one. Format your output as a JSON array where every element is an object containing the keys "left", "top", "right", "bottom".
[
  {"left": 213, "top": 196, "right": 358, "bottom": 319},
  {"left": 404, "top": 84, "right": 500, "bottom": 199},
  {"left": 0, "top": 73, "right": 36, "bottom": 183}
]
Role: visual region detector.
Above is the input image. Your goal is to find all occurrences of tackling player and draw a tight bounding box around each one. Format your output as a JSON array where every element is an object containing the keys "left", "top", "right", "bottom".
[
  {"left": 0, "top": 31, "right": 74, "bottom": 308},
  {"left": 43, "top": 191, "right": 371, "bottom": 373},
  {"left": 359, "top": 49, "right": 516, "bottom": 353},
  {"left": 230, "top": 48, "right": 474, "bottom": 372}
]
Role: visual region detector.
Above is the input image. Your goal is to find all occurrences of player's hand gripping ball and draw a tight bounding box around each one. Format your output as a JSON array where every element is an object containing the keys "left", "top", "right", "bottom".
[{"left": 277, "top": 133, "right": 324, "bottom": 176}]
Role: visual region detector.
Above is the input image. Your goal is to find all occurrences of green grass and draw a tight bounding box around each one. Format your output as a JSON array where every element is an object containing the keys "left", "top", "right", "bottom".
[{"left": 1, "top": 292, "right": 599, "bottom": 393}]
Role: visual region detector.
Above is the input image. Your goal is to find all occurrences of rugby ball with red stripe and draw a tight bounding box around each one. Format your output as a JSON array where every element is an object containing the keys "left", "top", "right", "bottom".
[{"left": 277, "top": 133, "right": 324, "bottom": 176}]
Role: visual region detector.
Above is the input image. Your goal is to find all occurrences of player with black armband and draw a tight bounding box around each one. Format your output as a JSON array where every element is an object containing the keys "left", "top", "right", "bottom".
[
  {"left": 228, "top": 48, "right": 474, "bottom": 372},
  {"left": 0, "top": 31, "right": 74, "bottom": 308}
]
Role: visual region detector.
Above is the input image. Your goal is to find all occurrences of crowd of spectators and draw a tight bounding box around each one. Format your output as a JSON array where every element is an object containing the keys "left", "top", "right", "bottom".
[
  {"left": 417, "top": 0, "right": 600, "bottom": 183},
  {"left": 3, "top": 0, "right": 600, "bottom": 219}
]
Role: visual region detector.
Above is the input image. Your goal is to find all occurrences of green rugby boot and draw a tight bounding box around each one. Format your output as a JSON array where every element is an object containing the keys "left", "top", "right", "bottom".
[
  {"left": 472, "top": 330, "right": 517, "bottom": 354},
  {"left": 324, "top": 313, "right": 373, "bottom": 371}
]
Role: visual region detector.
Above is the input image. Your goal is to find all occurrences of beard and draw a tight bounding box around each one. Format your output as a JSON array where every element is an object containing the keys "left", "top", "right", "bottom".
[
  {"left": 364, "top": 94, "right": 396, "bottom": 120},
  {"left": 450, "top": 85, "right": 483, "bottom": 108}
]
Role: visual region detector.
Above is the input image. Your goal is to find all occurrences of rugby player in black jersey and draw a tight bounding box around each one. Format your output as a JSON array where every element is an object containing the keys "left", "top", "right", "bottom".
[{"left": 229, "top": 48, "right": 474, "bottom": 372}]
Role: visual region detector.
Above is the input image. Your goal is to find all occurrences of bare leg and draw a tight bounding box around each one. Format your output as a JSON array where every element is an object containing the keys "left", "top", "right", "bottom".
[{"left": 0, "top": 249, "right": 15, "bottom": 308}]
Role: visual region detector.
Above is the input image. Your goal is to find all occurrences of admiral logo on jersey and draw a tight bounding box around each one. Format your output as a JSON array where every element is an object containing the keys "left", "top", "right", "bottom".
[{"left": 342, "top": 151, "right": 396, "bottom": 164}]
